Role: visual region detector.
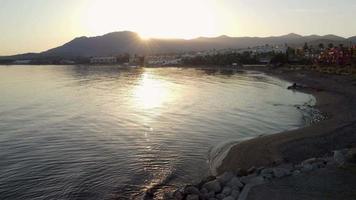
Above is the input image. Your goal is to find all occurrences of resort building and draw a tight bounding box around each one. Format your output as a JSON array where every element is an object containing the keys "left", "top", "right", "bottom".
[
  {"left": 146, "top": 55, "right": 182, "bottom": 66},
  {"left": 90, "top": 56, "right": 117, "bottom": 64}
]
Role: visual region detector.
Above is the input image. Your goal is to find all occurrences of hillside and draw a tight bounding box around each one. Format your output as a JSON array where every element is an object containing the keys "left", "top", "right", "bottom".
[{"left": 1, "top": 31, "right": 355, "bottom": 60}]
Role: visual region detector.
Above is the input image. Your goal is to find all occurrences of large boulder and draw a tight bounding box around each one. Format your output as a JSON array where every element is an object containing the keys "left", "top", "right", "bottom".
[
  {"left": 273, "top": 167, "right": 291, "bottom": 178},
  {"left": 226, "top": 177, "right": 243, "bottom": 190},
  {"left": 217, "top": 172, "right": 235, "bottom": 185},
  {"left": 186, "top": 194, "right": 199, "bottom": 200},
  {"left": 203, "top": 180, "right": 222, "bottom": 193},
  {"left": 184, "top": 186, "right": 200, "bottom": 195}
]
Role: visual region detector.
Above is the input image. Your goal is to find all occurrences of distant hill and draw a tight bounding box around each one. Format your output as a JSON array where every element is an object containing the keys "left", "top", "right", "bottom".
[
  {"left": 1, "top": 31, "right": 356, "bottom": 60},
  {"left": 349, "top": 36, "right": 356, "bottom": 43}
]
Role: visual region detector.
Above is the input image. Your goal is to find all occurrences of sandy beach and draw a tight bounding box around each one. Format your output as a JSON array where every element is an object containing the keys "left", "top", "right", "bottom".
[{"left": 217, "top": 66, "right": 356, "bottom": 174}]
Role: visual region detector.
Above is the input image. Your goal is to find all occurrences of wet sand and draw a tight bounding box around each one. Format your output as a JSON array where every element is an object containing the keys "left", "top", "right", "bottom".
[{"left": 217, "top": 67, "right": 356, "bottom": 174}]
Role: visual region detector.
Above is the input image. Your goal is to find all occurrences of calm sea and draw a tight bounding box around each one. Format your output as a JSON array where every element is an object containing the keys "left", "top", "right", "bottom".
[{"left": 0, "top": 65, "right": 315, "bottom": 199}]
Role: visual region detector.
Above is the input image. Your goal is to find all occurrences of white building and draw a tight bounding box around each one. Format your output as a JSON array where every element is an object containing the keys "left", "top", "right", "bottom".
[
  {"left": 90, "top": 57, "right": 117, "bottom": 64},
  {"left": 146, "top": 55, "right": 182, "bottom": 66}
]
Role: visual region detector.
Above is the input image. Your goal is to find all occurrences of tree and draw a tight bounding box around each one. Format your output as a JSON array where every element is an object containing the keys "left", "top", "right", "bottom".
[
  {"left": 303, "top": 42, "right": 309, "bottom": 51},
  {"left": 318, "top": 43, "right": 325, "bottom": 50},
  {"left": 328, "top": 43, "right": 334, "bottom": 49},
  {"left": 271, "top": 53, "right": 288, "bottom": 64}
]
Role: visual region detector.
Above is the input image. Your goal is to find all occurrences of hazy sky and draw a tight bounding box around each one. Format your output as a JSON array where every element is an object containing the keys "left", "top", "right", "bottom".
[{"left": 1, "top": 0, "right": 356, "bottom": 55}]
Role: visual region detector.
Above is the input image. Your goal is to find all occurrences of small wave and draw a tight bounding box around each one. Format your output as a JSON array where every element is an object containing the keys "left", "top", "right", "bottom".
[{"left": 207, "top": 139, "right": 251, "bottom": 176}]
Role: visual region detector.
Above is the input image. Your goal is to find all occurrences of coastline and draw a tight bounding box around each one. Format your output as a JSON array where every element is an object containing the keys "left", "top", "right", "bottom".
[
  {"left": 216, "top": 66, "right": 356, "bottom": 174},
  {"left": 168, "top": 66, "right": 356, "bottom": 200}
]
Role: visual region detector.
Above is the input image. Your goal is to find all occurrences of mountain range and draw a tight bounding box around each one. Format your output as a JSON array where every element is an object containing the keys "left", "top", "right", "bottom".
[{"left": 2, "top": 31, "right": 356, "bottom": 60}]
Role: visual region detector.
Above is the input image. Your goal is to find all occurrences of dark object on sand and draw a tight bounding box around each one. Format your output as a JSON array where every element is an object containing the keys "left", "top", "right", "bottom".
[
  {"left": 288, "top": 83, "right": 324, "bottom": 92},
  {"left": 287, "top": 83, "right": 304, "bottom": 90}
]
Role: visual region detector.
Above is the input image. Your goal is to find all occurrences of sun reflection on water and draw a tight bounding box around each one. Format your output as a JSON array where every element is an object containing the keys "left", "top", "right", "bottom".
[{"left": 133, "top": 71, "right": 172, "bottom": 109}]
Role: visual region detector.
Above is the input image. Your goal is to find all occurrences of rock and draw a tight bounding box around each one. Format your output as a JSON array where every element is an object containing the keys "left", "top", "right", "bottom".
[
  {"left": 255, "top": 167, "right": 265, "bottom": 174},
  {"left": 238, "top": 184, "right": 254, "bottom": 200},
  {"left": 216, "top": 193, "right": 226, "bottom": 200},
  {"left": 302, "top": 158, "right": 318, "bottom": 165},
  {"left": 312, "top": 161, "right": 326, "bottom": 169},
  {"left": 222, "top": 186, "right": 232, "bottom": 196},
  {"left": 217, "top": 172, "right": 235, "bottom": 185},
  {"left": 198, "top": 176, "right": 216, "bottom": 188},
  {"left": 292, "top": 170, "right": 301, "bottom": 176},
  {"left": 236, "top": 168, "right": 248, "bottom": 177},
  {"left": 240, "top": 174, "right": 256, "bottom": 184},
  {"left": 302, "top": 158, "right": 327, "bottom": 168},
  {"left": 200, "top": 188, "right": 209, "bottom": 195},
  {"left": 222, "top": 196, "right": 235, "bottom": 200},
  {"left": 173, "top": 190, "right": 184, "bottom": 200},
  {"left": 184, "top": 186, "right": 200, "bottom": 195},
  {"left": 260, "top": 168, "right": 273, "bottom": 179},
  {"left": 231, "top": 190, "right": 240, "bottom": 198},
  {"left": 247, "top": 166, "right": 256, "bottom": 174},
  {"left": 333, "top": 150, "right": 346, "bottom": 166},
  {"left": 207, "top": 191, "right": 216, "bottom": 198},
  {"left": 203, "top": 180, "right": 222, "bottom": 193},
  {"left": 186, "top": 194, "right": 199, "bottom": 200},
  {"left": 201, "top": 191, "right": 216, "bottom": 199},
  {"left": 226, "top": 177, "right": 243, "bottom": 190},
  {"left": 240, "top": 174, "right": 265, "bottom": 185},
  {"left": 273, "top": 168, "right": 291, "bottom": 178},
  {"left": 209, "top": 198, "right": 218, "bottom": 200},
  {"left": 346, "top": 148, "right": 356, "bottom": 163},
  {"left": 261, "top": 173, "right": 273, "bottom": 180},
  {"left": 301, "top": 163, "right": 313, "bottom": 172}
]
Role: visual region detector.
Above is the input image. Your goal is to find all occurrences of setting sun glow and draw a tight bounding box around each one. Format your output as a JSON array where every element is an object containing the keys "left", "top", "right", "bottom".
[{"left": 84, "top": 0, "right": 221, "bottom": 39}]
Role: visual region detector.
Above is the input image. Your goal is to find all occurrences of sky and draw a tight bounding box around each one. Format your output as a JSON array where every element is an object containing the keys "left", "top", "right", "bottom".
[{"left": 0, "top": 0, "right": 356, "bottom": 55}]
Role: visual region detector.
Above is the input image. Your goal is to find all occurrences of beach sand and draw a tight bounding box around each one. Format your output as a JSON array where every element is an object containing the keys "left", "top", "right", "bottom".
[{"left": 217, "top": 67, "right": 356, "bottom": 174}]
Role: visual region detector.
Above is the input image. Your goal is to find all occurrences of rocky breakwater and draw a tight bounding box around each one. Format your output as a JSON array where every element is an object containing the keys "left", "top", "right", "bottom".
[{"left": 166, "top": 147, "right": 356, "bottom": 200}]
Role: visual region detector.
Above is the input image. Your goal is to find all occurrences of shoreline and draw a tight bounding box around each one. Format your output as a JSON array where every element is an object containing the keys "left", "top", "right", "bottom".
[
  {"left": 216, "top": 66, "right": 356, "bottom": 174},
  {"left": 168, "top": 66, "right": 356, "bottom": 200}
]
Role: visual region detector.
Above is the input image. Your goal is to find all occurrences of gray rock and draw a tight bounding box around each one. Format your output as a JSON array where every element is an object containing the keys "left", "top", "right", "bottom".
[
  {"left": 247, "top": 166, "right": 256, "bottom": 174},
  {"left": 346, "top": 148, "right": 356, "bottom": 163},
  {"left": 301, "top": 157, "right": 318, "bottom": 165},
  {"left": 222, "top": 196, "right": 235, "bottom": 200},
  {"left": 260, "top": 168, "right": 273, "bottom": 175},
  {"left": 217, "top": 172, "right": 235, "bottom": 185},
  {"left": 301, "top": 163, "right": 313, "bottom": 172},
  {"left": 200, "top": 188, "right": 209, "bottom": 195},
  {"left": 222, "top": 186, "right": 232, "bottom": 196},
  {"left": 184, "top": 186, "right": 200, "bottom": 195},
  {"left": 240, "top": 174, "right": 265, "bottom": 185},
  {"left": 173, "top": 190, "right": 184, "bottom": 200},
  {"left": 231, "top": 189, "right": 240, "bottom": 198},
  {"left": 255, "top": 167, "right": 265, "bottom": 174},
  {"left": 292, "top": 170, "right": 301, "bottom": 176},
  {"left": 273, "top": 168, "right": 291, "bottom": 178},
  {"left": 216, "top": 193, "right": 226, "bottom": 200},
  {"left": 334, "top": 150, "right": 346, "bottom": 166},
  {"left": 226, "top": 177, "right": 243, "bottom": 189},
  {"left": 203, "top": 180, "right": 222, "bottom": 193},
  {"left": 240, "top": 174, "right": 257, "bottom": 184},
  {"left": 238, "top": 184, "right": 254, "bottom": 200},
  {"left": 207, "top": 191, "right": 216, "bottom": 198},
  {"left": 186, "top": 194, "right": 199, "bottom": 200},
  {"left": 302, "top": 158, "right": 327, "bottom": 168},
  {"left": 261, "top": 173, "right": 273, "bottom": 180}
]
